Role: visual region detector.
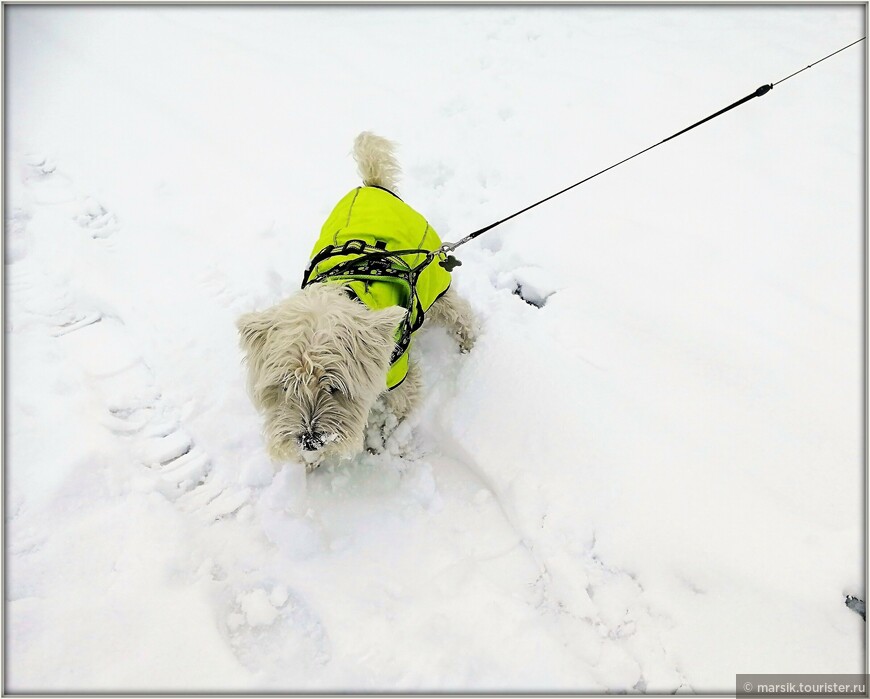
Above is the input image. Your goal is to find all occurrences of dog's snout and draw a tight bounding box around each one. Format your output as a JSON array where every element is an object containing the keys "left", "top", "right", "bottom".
[{"left": 299, "top": 431, "right": 325, "bottom": 452}]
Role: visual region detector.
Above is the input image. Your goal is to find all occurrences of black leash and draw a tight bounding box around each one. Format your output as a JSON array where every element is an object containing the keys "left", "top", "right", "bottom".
[
  {"left": 440, "top": 35, "right": 866, "bottom": 254},
  {"left": 305, "top": 36, "right": 865, "bottom": 342},
  {"left": 772, "top": 36, "right": 866, "bottom": 87}
]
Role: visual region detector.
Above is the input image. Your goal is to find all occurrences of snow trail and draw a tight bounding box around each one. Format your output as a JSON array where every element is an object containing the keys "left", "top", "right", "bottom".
[{"left": 7, "top": 5, "right": 863, "bottom": 692}]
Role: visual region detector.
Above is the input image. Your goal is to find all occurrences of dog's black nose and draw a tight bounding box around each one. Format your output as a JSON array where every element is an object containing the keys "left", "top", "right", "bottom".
[{"left": 299, "top": 432, "right": 325, "bottom": 452}]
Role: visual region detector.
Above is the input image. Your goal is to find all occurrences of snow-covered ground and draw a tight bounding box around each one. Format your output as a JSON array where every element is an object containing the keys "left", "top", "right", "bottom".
[{"left": 6, "top": 5, "right": 865, "bottom": 692}]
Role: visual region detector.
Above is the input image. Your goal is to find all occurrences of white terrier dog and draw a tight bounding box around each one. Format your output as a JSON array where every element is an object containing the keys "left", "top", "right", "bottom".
[{"left": 237, "top": 133, "right": 477, "bottom": 470}]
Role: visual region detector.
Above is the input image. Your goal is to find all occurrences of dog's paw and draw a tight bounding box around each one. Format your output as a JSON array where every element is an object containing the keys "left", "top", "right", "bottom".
[
  {"left": 457, "top": 326, "right": 477, "bottom": 354},
  {"left": 365, "top": 398, "right": 411, "bottom": 455},
  {"left": 365, "top": 407, "right": 397, "bottom": 454}
]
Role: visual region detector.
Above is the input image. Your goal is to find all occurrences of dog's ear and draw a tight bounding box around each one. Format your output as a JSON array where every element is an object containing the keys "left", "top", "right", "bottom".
[
  {"left": 236, "top": 308, "right": 275, "bottom": 354},
  {"left": 371, "top": 306, "right": 407, "bottom": 341}
]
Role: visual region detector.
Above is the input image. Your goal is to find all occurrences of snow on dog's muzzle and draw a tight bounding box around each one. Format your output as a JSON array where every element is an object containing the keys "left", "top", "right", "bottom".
[{"left": 299, "top": 431, "right": 325, "bottom": 452}]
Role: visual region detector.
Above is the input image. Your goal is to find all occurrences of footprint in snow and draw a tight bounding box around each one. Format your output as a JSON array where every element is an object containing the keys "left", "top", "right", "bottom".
[
  {"left": 74, "top": 196, "right": 119, "bottom": 239},
  {"left": 494, "top": 265, "right": 557, "bottom": 308},
  {"left": 198, "top": 265, "right": 250, "bottom": 313},
  {"left": 224, "top": 585, "right": 331, "bottom": 674},
  {"left": 13, "top": 155, "right": 256, "bottom": 522},
  {"left": 59, "top": 316, "right": 215, "bottom": 498},
  {"left": 61, "top": 314, "right": 253, "bottom": 520},
  {"left": 306, "top": 401, "right": 442, "bottom": 511},
  {"left": 409, "top": 160, "right": 455, "bottom": 189},
  {"left": 6, "top": 208, "right": 33, "bottom": 264},
  {"left": 21, "top": 153, "right": 75, "bottom": 205},
  {"left": 20, "top": 154, "right": 119, "bottom": 239}
]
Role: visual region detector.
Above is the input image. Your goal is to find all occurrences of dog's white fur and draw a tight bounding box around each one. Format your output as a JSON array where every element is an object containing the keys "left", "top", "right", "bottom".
[{"left": 237, "top": 132, "right": 477, "bottom": 469}]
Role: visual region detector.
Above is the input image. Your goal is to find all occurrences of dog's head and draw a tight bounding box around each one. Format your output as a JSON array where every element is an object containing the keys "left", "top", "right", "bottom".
[{"left": 237, "top": 283, "right": 405, "bottom": 467}]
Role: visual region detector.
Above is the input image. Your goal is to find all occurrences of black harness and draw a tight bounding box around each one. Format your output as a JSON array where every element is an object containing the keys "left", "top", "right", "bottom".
[{"left": 301, "top": 239, "right": 446, "bottom": 364}]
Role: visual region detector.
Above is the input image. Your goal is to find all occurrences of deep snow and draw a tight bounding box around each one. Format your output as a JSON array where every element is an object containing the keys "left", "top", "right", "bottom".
[{"left": 5, "top": 5, "right": 865, "bottom": 692}]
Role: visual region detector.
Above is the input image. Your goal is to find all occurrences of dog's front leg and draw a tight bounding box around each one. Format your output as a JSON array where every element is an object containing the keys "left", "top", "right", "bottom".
[
  {"left": 364, "top": 362, "right": 422, "bottom": 454},
  {"left": 427, "top": 288, "right": 478, "bottom": 353},
  {"left": 384, "top": 360, "right": 422, "bottom": 421}
]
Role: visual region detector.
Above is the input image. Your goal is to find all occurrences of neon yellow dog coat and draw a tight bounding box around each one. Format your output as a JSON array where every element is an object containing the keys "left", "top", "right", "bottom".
[{"left": 303, "top": 186, "right": 452, "bottom": 390}]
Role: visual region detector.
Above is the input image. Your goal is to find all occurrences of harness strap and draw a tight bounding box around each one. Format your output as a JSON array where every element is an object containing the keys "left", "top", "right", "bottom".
[{"left": 302, "top": 239, "right": 438, "bottom": 365}]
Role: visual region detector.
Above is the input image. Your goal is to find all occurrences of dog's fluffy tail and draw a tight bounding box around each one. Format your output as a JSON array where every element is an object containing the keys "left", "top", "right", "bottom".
[{"left": 353, "top": 132, "right": 401, "bottom": 192}]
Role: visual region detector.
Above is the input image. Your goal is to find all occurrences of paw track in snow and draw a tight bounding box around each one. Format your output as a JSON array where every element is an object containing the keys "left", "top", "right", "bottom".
[{"left": 74, "top": 197, "right": 119, "bottom": 238}]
